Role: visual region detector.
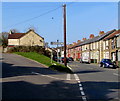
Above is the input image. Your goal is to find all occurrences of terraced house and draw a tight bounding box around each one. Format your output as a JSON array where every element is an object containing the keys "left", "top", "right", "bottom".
[
  {"left": 67, "top": 29, "right": 117, "bottom": 64},
  {"left": 103, "top": 29, "right": 120, "bottom": 65},
  {"left": 67, "top": 40, "right": 82, "bottom": 61}
]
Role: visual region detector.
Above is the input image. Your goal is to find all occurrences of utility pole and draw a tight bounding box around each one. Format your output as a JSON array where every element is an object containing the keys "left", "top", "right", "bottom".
[
  {"left": 63, "top": 4, "right": 67, "bottom": 67},
  {"left": 57, "top": 39, "right": 59, "bottom": 62}
]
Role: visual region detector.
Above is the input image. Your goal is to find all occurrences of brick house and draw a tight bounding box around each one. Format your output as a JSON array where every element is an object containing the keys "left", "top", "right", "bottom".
[
  {"left": 103, "top": 30, "right": 120, "bottom": 65},
  {"left": 67, "top": 40, "right": 82, "bottom": 61},
  {"left": 71, "top": 29, "right": 116, "bottom": 63},
  {"left": 8, "top": 29, "right": 44, "bottom": 47}
]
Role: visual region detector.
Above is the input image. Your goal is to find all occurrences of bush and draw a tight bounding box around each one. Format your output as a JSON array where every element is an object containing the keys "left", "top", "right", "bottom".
[
  {"left": 49, "top": 65, "right": 73, "bottom": 73},
  {"left": 118, "top": 61, "right": 120, "bottom": 68},
  {"left": 7, "top": 46, "right": 51, "bottom": 58}
]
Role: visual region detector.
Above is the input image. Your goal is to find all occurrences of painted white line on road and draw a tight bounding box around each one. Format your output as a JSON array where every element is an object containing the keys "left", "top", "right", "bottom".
[
  {"left": 67, "top": 65, "right": 87, "bottom": 101},
  {"left": 113, "top": 73, "right": 120, "bottom": 76},
  {"left": 79, "top": 87, "right": 83, "bottom": 91},
  {"left": 66, "top": 74, "right": 71, "bottom": 80},
  {"left": 67, "top": 65, "right": 73, "bottom": 71},
  {"left": 81, "top": 91, "right": 85, "bottom": 96},
  {"left": 41, "top": 74, "right": 64, "bottom": 80},
  {"left": 79, "top": 83, "right": 82, "bottom": 87},
  {"left": 73, "top": 73, "right": 87, "bottom": 101},
  {"left": 82, "top": 96, "right": 87, "bottom": 101},
  {"left": 31, "top": 72, "right": 65, "bottom": 80},
  {"left": 78, "top": 80, "right": 81, "bottom": 83},
  {"left": 74, "top": 74, "right": 80, "bottom": 81},
  {"left": 31, "top": 72, "right": 40, "bottom": 75}
]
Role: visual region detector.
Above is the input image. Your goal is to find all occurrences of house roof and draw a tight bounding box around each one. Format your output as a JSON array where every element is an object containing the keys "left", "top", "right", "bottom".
[
  {"left": 104, "top": 29, "right": 120, "bottom": 40},
  {"left": 76, "top": 29, "right": 116, "bottom": 47},
  {"left": 8, "top": 33, "right": 26, "bottom": 39},
  {"left": 8, "top": 30, "right": 44, "bottom": 39}
]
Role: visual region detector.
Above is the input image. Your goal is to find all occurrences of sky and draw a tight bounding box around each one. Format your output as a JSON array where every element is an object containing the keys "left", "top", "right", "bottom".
[{"left": 2, "top": 2, "right": 118, "bottom": 47}]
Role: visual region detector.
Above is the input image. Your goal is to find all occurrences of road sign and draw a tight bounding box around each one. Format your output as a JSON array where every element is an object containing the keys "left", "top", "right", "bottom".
[{"left": 51, "top": 42, "right": 64, "bottom": 45}]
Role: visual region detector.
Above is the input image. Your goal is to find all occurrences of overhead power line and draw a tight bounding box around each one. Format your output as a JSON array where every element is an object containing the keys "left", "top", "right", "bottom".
[
  {"left": 3, "top": 2, "right": 76, "bottom": 30},
  {"left": 3, "top": 6, "right": 61, "bottom": 29}
]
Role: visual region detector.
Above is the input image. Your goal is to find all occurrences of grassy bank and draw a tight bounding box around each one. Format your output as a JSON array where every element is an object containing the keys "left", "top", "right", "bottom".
[{"left": 15, "top": 52, "right": 72, "bottom": 73}]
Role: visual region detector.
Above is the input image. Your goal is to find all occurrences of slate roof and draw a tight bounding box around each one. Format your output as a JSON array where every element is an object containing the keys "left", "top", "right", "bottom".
[
  {"left": 8, "top": 33, "right": 26, "bottom": 39},
  {"left": 8, "top": 30, "right": 44, "bottom": 39},
  {"left": 104, "top": 29, "right": 120, "bottom": 40},
  {"left": 76, "top": 29, "right": 116, "bottom": 47}
]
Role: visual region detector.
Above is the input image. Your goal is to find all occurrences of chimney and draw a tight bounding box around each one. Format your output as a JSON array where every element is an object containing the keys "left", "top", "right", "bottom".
[
  {"left": 9, "top": 30, "right": 14, "bottom": 34},
  {"left": 73, "top": 42, "right": 76, "bottom": 45},
  {"left": 89, "top": 34, "right": 94, "bottom": 39},
  {"left": 77, "top": 40, "right": 81, "bottom": 43},
  {"left": 82, "top": 38, "right": 87, "bottom": 41},
  {"left": 99, "top": 31, "right": 104, "bottom": 35},
  {"left": 29, "top": 28, "right": 34, "bottom": 32}
]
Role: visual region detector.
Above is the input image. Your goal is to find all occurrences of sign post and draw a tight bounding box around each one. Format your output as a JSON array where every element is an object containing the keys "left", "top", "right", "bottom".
[{"left": 51, "top": 40, "right": 64, "bottom": 62}]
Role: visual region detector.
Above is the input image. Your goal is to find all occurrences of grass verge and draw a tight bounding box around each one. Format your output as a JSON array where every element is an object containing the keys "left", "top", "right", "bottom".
[{"left": 15, "top": 52, "right": 73, "bottom": 73}]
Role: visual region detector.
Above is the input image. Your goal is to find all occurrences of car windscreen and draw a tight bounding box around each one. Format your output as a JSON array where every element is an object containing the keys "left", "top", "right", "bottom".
[{"left": 104, "top": 59, "right": 112, "bottom": 62}]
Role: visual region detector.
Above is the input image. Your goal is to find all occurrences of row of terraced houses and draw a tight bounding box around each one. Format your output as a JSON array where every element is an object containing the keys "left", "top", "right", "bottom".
[{"left": 67, "top": 29, "right": 120, "bottom": 66}]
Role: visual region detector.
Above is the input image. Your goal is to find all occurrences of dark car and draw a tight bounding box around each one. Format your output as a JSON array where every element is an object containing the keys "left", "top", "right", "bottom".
[
  {"left": 61, "top": 57, "right": 69, "bottom": 63},
  {"left": 53, "top": 56, "right": 60, "bottom": 62},
  {"left": 68, "top": 57, "right": 74, "bottom": 61},
  {"left": 99, "top": 59, "right": 117, "bottom": 69}
]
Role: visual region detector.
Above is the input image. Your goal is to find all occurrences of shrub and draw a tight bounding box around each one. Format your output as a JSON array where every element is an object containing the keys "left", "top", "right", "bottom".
[
  {"left": 118, "top": 61, "right": 120, "bottom": 68},
  {"left": 49, "top": 65, "right": 73, "bottom": 73},
  {"left": 7, "top": 46, "right": 51, "bottom": 58}
]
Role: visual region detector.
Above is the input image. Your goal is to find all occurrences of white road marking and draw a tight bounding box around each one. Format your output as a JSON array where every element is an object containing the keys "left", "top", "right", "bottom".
[
  {"left": 68, "top": 64, "right": 87, "bottom": 101},
  {"left": 67, "top": 65, "right": 73, "bottom": 71},
  {"left": 79, "top": 83, "right": 82, "bottom": 87},
  {"left": 31, "top": 72, "right": 40, "bottom": 75},
  {"left": 78, "top": 80, "right": 81, "bottom": 83},
  {"left": 74, "top": 74, "right": 80, "bottom": 80},
  {"left": 82, "top": 96, "right": 87, "bottom": 101},
  {"left": 66, "top": 74, "right": 71, "bottom": 80},
  {"left": 41, "top": 74, "right": 64, "bottom": 80},
  {"left": 113, "top": 73, "right": 120, "bottom": 76},
  {"left": 31, "top": 72, "right": 65, "bottom": 80},
  {"left": 73, "top": 73, "right": 87, "bottom": 101},
  {"left": 79, "top": 87, "right": 83, "bottom": 91},
  {"left": 81, "top": 91, "right": 85, "bottom": 96}
]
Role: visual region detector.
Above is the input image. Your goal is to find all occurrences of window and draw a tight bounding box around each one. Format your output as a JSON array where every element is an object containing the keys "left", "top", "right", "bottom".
[
  {"left": 111, "top": 39, "right": 115, "bottom": 49},
  {"left": 40, "top": 40, "right": 43, "bottom": 42}
]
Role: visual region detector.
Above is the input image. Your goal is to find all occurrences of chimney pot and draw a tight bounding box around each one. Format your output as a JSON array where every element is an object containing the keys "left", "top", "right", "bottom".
[
  {"left": 99, "top": 31, "right": 104, "bottom": 35},
  {"left": 89, "top": 34, "right": 94, "bottom": 39}
]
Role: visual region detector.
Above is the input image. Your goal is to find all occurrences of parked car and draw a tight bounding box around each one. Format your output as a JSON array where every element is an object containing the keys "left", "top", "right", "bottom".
[
  {"left": 53, "top": 56, "right": 60, "bottom": 62},
  {"left": 99, "top": 59, "right": 117, "bottom": 69},
  {"left": 61, "top": 57, "right": 69, "bottom": 63},
  {"left": 68, "top": 57, "right": 74, "bottom": 61}
]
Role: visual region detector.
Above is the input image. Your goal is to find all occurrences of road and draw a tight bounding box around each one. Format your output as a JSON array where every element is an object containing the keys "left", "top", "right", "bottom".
[
  {"left": 68, "top": 61, "right": 120, "bottom": 101},
  {"left": 1, "top": 53, "right": 83, "bottom": 101},
  {"left": 1, "top": 53, "right": 120, "bottom": 101}
]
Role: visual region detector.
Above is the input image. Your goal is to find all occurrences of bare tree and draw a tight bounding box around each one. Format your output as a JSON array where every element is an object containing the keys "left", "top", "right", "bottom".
[{"left": 0, "top": 32, "right": 9, "bottom": 48}]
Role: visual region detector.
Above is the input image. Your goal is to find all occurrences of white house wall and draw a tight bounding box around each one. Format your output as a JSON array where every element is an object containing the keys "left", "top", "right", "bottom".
[
  {"left": 20, "top": 31, "right": 44, "bottom": 46},
  {"left": 8, "top": 39, "right": 19, "bottom": 46}
]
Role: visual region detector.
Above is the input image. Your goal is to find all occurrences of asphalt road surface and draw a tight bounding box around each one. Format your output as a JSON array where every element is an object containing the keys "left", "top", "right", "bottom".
[
  {"left": 1, "top": 53, "right": 120, "bottom": 101},
  {"left": 68, "top": 61, "right": 120, "bottom": 101},
  {"left": 1, "top": 53, "right": 83, "bottom": 101}
]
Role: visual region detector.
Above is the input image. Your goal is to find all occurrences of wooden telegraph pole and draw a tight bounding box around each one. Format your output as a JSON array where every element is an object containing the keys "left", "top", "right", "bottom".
[{"left": 63, "top": 4, "right": 67, "bottom": 67}]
